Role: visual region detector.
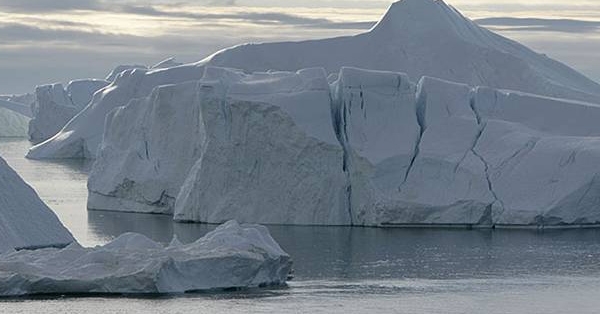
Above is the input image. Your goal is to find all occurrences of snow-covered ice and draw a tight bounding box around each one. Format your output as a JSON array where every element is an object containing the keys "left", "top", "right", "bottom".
[
  {"left": 27, "top": 0, "right": 600, "bottom": 160},
  {"left": 0, "top": 156, "right": 74, "bottom": 253},
  {"left": 28, "top": 80, "right": 109, "bottom": 143},
  {"left": 0, "top": 220, "right": 291, "bottom": 296}
]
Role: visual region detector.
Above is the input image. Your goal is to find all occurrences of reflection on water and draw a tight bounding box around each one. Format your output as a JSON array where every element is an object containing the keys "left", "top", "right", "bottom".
[{"left": 2, "top": 138, "right": 600, "bottom": 313}]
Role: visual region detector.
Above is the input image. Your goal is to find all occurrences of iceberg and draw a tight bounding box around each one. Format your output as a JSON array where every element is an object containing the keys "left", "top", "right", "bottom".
[
  {"left": 28, "top": 80, "right": 109, "bottom": 144},
  {"left": 27, "top": 0, "right": 600, "bottom": 160},
  {"left": 87, "top": 65, "right": 600, "bottom": 227},
  {"left": 0, "top": 156, "right": 74, "bottom": 253},
  {"left": 0, "top": 220, "right": 292, "bottom": 296}
]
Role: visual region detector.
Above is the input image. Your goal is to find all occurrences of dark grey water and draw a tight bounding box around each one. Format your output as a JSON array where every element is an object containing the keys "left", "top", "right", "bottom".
[{"left": 1, "top": 138, "right": 600, "bottom": 313}]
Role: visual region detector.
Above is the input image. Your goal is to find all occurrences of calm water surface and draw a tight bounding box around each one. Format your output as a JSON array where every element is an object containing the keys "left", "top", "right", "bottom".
[{"left": 1, "top": 138, "right": 600, "bottom": 313}]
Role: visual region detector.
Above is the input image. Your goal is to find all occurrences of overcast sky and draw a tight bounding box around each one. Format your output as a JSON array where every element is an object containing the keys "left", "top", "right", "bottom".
[{"left": 1, "top": 0, "right": 600, "bottom": 94}]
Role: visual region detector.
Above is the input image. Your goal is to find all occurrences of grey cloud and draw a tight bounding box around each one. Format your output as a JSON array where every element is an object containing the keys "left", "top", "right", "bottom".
[
  {"left": 476, "top": 17, "right": 600, "bottom": 33},
  {"left": 0, "top": 0, "right": 103, "bottom": 12}
]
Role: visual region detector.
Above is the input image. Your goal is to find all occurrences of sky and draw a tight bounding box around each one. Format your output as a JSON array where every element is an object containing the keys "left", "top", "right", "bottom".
[{"left": 1, "top": 0, "right": 600, "bottom": 94}]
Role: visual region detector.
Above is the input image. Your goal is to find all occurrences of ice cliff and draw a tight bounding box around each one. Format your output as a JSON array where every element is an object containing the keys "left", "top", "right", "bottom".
[
  {"left": 28, "top": 80, "right": 109, "bottom": 144},
  {"left": 0, "top": 220, "right": 291, "bottom": 296},
  {"left": 86, "top": 66, "right": 600, "bottom": 227},
  {"left": 0, "top": 156, "right": 74, "bottom": 253},
  {"left": 27, "top": 0, "right": 600, "bottom": 160}
]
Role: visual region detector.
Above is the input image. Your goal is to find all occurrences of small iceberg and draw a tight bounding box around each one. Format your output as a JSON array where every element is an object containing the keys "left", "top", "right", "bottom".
[{"left": 0, "top": 220, "right": 292, "bottom": 296}]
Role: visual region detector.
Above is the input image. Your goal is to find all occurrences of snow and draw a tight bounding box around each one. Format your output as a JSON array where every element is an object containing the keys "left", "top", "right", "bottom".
[
  {"left": 28, "top": 80, "right": 109, "bottom": 144},
  {"left": 203, "top": 0, "right": 600, "bottom": 104},
  {"left": 0, "top": 156, "right": 74, "bottom": 253},
  {"left": 151, "top": 57, "right": 183, "bottom": 69},
  {"left": 105, "top": 64, "right": 147, "bottom": 82},
  {"left": 27, "top": 0, "right": 600, "bottom": 160},
  {"left": 0, "top": 220, "right": 291, "bottom": 296}
]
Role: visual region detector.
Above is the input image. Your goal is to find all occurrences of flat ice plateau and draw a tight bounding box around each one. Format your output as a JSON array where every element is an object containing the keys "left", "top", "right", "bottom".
[
  {"left": 0, "top": 220, "right": 291, "bottom": 296},
  {"left": 0, "top": 156, "right": 74, "bottom": 253}
]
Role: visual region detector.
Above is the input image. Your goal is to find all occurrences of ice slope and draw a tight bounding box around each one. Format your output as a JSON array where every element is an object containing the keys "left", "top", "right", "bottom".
[
  {"left": 27, "top": 0, "right": 600, "bottom": 160},
  {"left": 151, "top": 57, "right": 183, "bottom": 69},
  {"left": 0, "top": 94, "right": 32, "bottom": 137},
  {"left": 28, "top": 65, "right": 205, "bottom": 159},
  {"left": 0, "top": 107, "right": 29, "bottom": 137},
  {"left": 0, "top": 220, "right": 291, "bottom": 296},
  {"left": 88, "top": 67, "right": 349, "bottom": 225},
  {"left": 28, "top": 80, "right": 109, "bottom": 143},
  {"left": 0, "top": 98, "right": 32, "bottom": 117},
  {"left": 0, "top": 156, "right": 74, "bottom": 253},
  {"left": 105, "top": 64, "right": 147, "bottom": 82},
  {"left": 201, "top": 0, "right": 600, "bottom": 104}
]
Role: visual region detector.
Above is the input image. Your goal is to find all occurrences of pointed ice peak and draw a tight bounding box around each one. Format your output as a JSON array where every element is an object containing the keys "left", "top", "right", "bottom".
[{"left": 371, "top": 0, "right": 475, "bottom": 36}]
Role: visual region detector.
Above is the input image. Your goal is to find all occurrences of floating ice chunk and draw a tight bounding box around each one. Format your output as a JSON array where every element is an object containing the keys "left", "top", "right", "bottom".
[{"left": 0, "top": 221, "right": 292, "bottom": 296}]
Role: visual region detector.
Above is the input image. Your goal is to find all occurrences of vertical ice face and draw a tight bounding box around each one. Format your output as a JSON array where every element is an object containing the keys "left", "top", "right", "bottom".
[
  {"left": 90, "top": 67, "right": 350, "bottom": 225},
  {"left": 28, "top": 80, "right": 110, "bottom": 144},
  {"left": 88, "top": 81, "right": 207, "bottom": 214},
  {"left": 27, "top": 65, "right": 206, "bottom": 159},
  {"left": 379, "top": 77, "right": 496, "bottom": 225},
  {"left": 471, "top": 89, "right": 600, "bottom": 225},
  {"left": 0, "top": 156, "right": 74, "bottom": 253}
]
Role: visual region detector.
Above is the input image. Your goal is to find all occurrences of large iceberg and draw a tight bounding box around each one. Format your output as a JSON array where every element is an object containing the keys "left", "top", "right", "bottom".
[
  {"left": 0, "top": 220, "right": 292, "bottom": 296},
  {"left": 0, "top": 156, "right": 74, "bottom": 253},
  {"left": 27, "top": 0, "right": 600, "bottom": 160},
  {"left": 87, "top": 66, "right": 600, "bottom": 227},
  {"left": 28, "top": 80, "right": 109, "bottom": 143}
]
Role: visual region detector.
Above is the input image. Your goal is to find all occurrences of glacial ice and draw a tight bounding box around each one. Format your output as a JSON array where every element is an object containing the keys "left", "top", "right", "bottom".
[
  {"left": 89, "top": 67, "right": 350, "bottom": 225},
  {"left": 28, "top": 65, "right": 205, "bottom": 159},
  {"left": 0, "top": 220, "right": 292, "bottom": 296},
  {"left": 0, "top": 107, "right": 29, "bottom": 138},
  {"left": 28, "top": 80, "right": 109, "bottom": 143},
  {"left": 0, "top": 156, "right": 74, "bottom": 253},
  {"left": 87, "top": 65, "right": 600, "bottom": 227},
  {"left": 27, "top": 0, "right": 600, "bottom": 160},
  {"left": 0, "top": 94, "right": 32, "bottom": 137}
]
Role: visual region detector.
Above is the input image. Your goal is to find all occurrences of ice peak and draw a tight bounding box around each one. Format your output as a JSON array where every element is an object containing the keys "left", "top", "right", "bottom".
[{"left": 371, "top": 0, "right": 472, "bottom": 36}]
